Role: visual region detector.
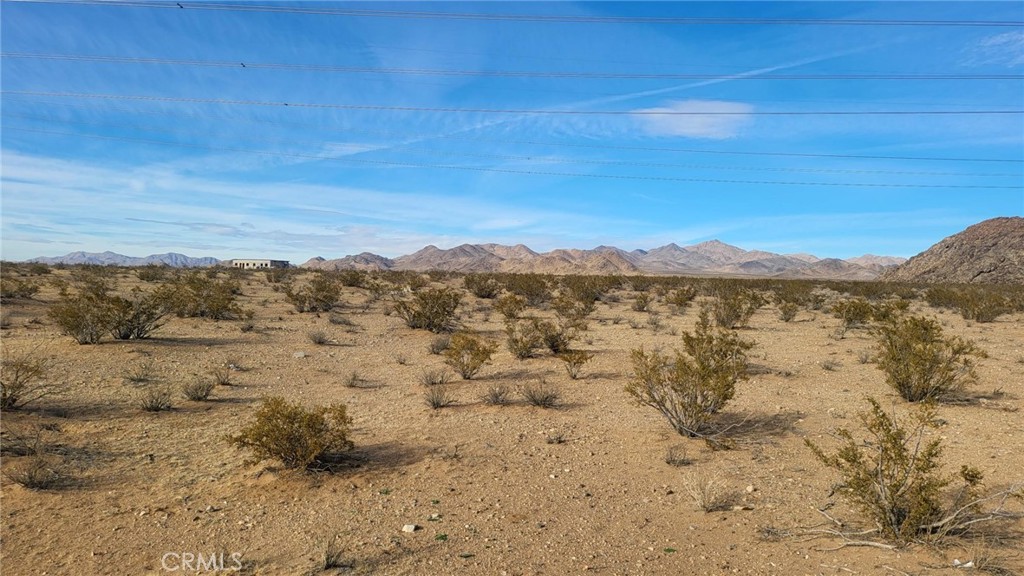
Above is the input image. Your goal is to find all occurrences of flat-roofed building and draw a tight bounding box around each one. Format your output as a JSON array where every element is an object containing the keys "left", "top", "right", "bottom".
[{"left": 229, "top": 259, "right": 290, "bottom": 269}]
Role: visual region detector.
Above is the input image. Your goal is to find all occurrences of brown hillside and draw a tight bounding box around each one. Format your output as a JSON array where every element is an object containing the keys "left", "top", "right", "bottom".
[{"left": 882, "top": 217, "right": 1024, "bottom": 284}]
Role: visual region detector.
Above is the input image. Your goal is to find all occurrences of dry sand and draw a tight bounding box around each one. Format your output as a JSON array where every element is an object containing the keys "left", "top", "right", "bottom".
[{"left": 2, "top": 270, "right": 1022, "bottom": 575}]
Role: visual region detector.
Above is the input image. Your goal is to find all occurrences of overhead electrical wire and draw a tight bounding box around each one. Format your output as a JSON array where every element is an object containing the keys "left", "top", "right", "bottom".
[
  {"left": 4, "top": 53, "right": 1021, "bottom": 81},
  {"left": 4, "top": 112, "right": 1020, "bottom": 178},
  {"left": 8, "top": 1, "right": 1022, "bottom": 27},
  {"left": 3, "top": 91, "right": 1020, "bottom": 116},
  {"left": 5, "top": 126, "right": 1021, "bottom": 190},
  {"left": 4, "top": 99, "right": 1021, "bottom": 164}
]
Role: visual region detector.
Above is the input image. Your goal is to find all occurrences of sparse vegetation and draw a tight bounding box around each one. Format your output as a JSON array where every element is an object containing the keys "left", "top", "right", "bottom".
[
  {"left": 558, "top": 349, "right": 593, "bottom": 379},
  {"left": 182, "top": 378, "right": 215, "bottom": 401},
  {"left": 419, "top": 368, "right": 454, "bottom": 387},
  {"left": 308, "top": 330, "right": 331, "bottom": 345},
  {"left": 708, "top": 289, "right": 763, "bottom": 329},
  {"left": 626, "top": 311, "right": 753, "bottom": 437},
  {"left": 427, "top": 334, "right": 451, "bottom": 355},
  {"left": 284, "top": 274, "right": 341, "bottom": 313},
  {"left": 424, "top": 385, "right": 456, "bottom": 409},
  {"left": 139, "top": 386, "right": 174, "bottom": 412},
  {"left": 505, "top": 319, "right": 542, "bottom": 359},
  {"left": 806, "top": 398, "right": 1022, "bottom": 544},
  {"left": 875, "top": 315, "right": 984, "bottom": 402},
  {"left": 684, "top": 471, "right": 733, "bottom": 512},
  {"left": 228, "top": 396, "right": 353, "bottom": 469},
  {"left": 443, "top": 331, "right": 497, "bottom": 379},
  {"left": 394, "top": 287, "right": 461, "bottom": 333},
  {"left": 482, "top": 383, "right": 512, "bottom": 406},
  {"left": 522, "top": 380, "right": 560, "bottom": 408},
  {"left": 0, "top": 347, "right": 52, "bottom": 410}
]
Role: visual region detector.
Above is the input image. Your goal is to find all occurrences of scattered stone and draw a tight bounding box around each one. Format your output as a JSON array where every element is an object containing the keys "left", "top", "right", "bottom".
[
  {"left": 745, "top": 485, "right": 755, "bottom": 493},
  {"left": 402, "top": 524, "right": 419, "bottom": 533},
  {"left": 292, "top": 351, "right": 307, "bottom": 359}
]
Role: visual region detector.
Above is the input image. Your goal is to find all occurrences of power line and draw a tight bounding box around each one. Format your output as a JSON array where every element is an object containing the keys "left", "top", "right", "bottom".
[
  {"left": 9, "top": 1, "right": 1022, "bottom": 27},
  {"left": 4, "top": 100, "right": 1021, "bottom": 164},
  {"left": 4, "top": 91, "right": 1021, "bottom": 116},
  {"left": 5, "top": 53, "right": 1021, "bottom": 81},
  {"left": 6, "top": 126, "right": 1021, "bottom": 190},
  {"left": 6, "top": 112, "right": 1020, "bottom": 178}
]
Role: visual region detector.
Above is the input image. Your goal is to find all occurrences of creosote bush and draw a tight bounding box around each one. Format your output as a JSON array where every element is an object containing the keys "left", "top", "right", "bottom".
[
  {"left": 626, "top": 311, "right": 753, "bottom": 437},
  {"left": 463, "top": 273, "right": 502, "bottom": 299},
  {"left": 875, "top": 315, "right": 984, "bottom": 402},
  {"left": 806, "top": 398, "right": 1021, "bottom": 543},
  {"left": 443, "top": 331, "right": 497, "bottom": 379},
  {"left": 228, "top": 396, "right": 353, "bottom": 469},
  {"left": 709, "top": 289, "right": 763, "bottom": 329},
  {"left": 284, "top": 274, "right": 341, "bottom": 313},
  {"left": 1, "top": 347, "right": 52, "bottom": 410},
  {"left": 156, "top": 272, "right": 241, "bottom": 320},
  {"left": 493, "top": 293, "right": 527, "bottom": 321},
  {"left": 394, "top": 288, "right": 461, "bottom": 333},
  {"left": 558, "top": 349, "right": 594, "bottom": 380},
  {"left": 505, "top": 320, "right": 542, "bottom": 359}
]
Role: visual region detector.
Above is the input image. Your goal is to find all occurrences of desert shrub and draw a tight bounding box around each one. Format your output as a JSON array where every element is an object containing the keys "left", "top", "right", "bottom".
[
  {"left": 806, "top": 398, "right": 1020, "bottom": 543},
  {"left": 419, "top": 368, "right": 454, "bottom": 387},
  {"left": 443, "top": 331, "right": 497, "bottom": 379},
  {"left": 482, "top": 384, "right": 512, "bottom": 406},
  {"left": 533, "top": 318, "right": 576, "bottom": 354},
  {"left": 777, "top": 301, "right": 800, "bottom": 322},
  {"left": 505, "top": 320, "right": 542, "bottom": 359},
  {"left": 684, "top": 471, "right": 734, "bottom": 512},
  {"left": 284, "top": 274, "right": 341, "bottom": 312},
  {"left": 228, "top": 396, "right": 353, "bottom": 469},
  {"left": 926, "top": 286, "right": 1011, "bottom": 323},
  {"left": 493, "top": 293, "right": 527, "bottom": 321},
  {"left": 122, "top": 360, "right": 155, "bottom": 385},
  {"left": 522, "top": 380, "right": 560, "bottom": 408},
  {"left": 136, "top": 265, "right": 168, "bottom": 282},
  {"left": 875, "top": 315, "right": 984, "bottom": 402},
  {"left": 182, "top": 378, "right": 214, "bottom": 401},
  {"left": 336, "top": 269, "right": 367, "bottom": 288},
  {"left": 211, "top": 367, "right": 233, "bottom": 386},
  {"left": 424, "top": 385, "right": 457, "bottom": 409},
  {"left": 501, "top": 274, "right": 551, "bottom": 306},
  {"left": 427, "top": 334, "right": 450, "bottom": 355},
  {"left": 632, "top": 292, "right": 653, "bottom": 312},
  {"left": 1, "top": 348, "right": 51, "bottom": 409},
  {"left": 552, "top": 291, "right": 595, "bottom": 330},
  {"left": 48, "top": 293, "right": 107, "bottom": 344},
  {"left": 308, "top": 330, "right": 331, "bottom": 345},
  {"left": 2, "top": 453, "right": 68, "bottom": 490},
  {"left": 394, "top": 288, "right": 461, "bottom": 333},
  {"left": 464, "top": 273, "right": 502, "bottom": 299},
  {"left": 264, "top": 267, "right": 291, "bottom": 284},
  {"left": 558, "top": 349, "right": 594, "bottom": 380},
  {"left": 106, "top": 288, "right": 168, "bottom": 340},
  {"left": 626, "top": 312, "right": 753, "bottom": 437},
  {"left": 156, "top": 272, "right": 240, "bottom": 319},
  {"left": 708, "top": 289, "right": 763, "bottom": 329},
  {"left": 25, "top": 263, "right": 50, "bottom": 276},
  {"left": 0, "top": 277, "right": 40, "bottom": 299},
  {"left": 139, "top": 386, "right": 173, "bottom": 411},
  {"left": 664, "top": 444, "right": 692, "bottom": 467},
  {"left": 664, "top": 286, "right": 697, "bottom": 313}
]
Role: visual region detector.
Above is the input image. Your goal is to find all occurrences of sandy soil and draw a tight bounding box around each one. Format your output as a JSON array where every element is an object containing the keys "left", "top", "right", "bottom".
[{"left": 2, "top": 270, "right": 1022, "bottom": 575}]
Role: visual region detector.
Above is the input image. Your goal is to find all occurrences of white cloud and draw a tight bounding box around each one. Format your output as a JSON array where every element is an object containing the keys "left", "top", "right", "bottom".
[
  {"left": 963, "top": 31, "right": 1024, "bottom": 68},
  {"left": 633, "top": 100, "right": 754, "bottom": 140}
]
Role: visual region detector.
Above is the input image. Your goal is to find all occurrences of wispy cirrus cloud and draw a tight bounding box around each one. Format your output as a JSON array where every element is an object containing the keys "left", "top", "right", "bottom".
[
  {"left": 962, "top": 31, "right": 1024, "bottom": 68},
  {"left": 632, "top": 99, "right": 754, "bottom": 140}
]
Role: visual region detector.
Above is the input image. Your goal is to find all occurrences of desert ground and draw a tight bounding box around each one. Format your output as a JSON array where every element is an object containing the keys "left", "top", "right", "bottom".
[{"left": 1, "top": 267, "right": 1022, "bottom": 576}]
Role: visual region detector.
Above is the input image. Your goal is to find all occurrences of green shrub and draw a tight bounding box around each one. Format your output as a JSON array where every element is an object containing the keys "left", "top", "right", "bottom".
[
  {"left": 709, "top": 289, "right": 763, "bottom": 329},
  {"left": 806, "top": 398, "right": 1016, "bottom": 543},
  {"left": 284, "top": 274, "right": 341, "bottom": 312},
  {"left": 875, "top": 315, "right": 984, "bottom": 402},
  {"left": 443, "top": 331, "right": 497, "bottom": 379},
  {"left": 626, "top": 311, "right": 753, "bottom": 437},
  {"left": 106, "top": 288, "right": 168, "bottom": 340},
  {"left": 926, "top": 286, "right": 1011, "bottom": 323},
  {"left": 464, "top": 273, "right": 502, "bottom": 299},
  {"left": 227, "top": 396, "right": 354, "bottom": 469},
  {"left": 631, "top": 292, "right": 652, "bottom": 312},
  {"left": 493, "top": 293, "right": 527, "bottom": 321},
  {"left": 501, "top": 274, "right": 551, "bottom": 306},
  {"left": 664, "top": 286, "right": 697, "bottom": 313},
  {"left": 48, "top": 293, "right": 108, "bottom": 344},
  {"left": 778, "top": 301, "right": 800, "bottom": 322},
  {"left": 394, "top": 288, "right": 461, "bottom": 333},
  {"left": 136, "top": 265, "right": 168, "bottom": 282},
  {"left": 558, "top": 349, "right": 593, "bottom": 379},
  {"left": 156, "top": 272, "right": 240, "bottom": 319},
  {"left": 0, "top": 277, "right": 40, "bottom": 300},
  {"left": 505, "top": 320, "right": 542, "bottom": 359},
  {"left": 532, "top": 318, "right": 576, "bottom": 354}
]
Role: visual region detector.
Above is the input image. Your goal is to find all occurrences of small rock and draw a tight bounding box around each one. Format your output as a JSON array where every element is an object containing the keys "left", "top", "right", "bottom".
[
  {"left": 402, "top": 524, "right": 419, "bottom": 533},
  {"left": 745, "top": 485, "right": 755, "bottom": 493},
  {"left": 292, "top": 351, "right": 306, "bottom": 359}
]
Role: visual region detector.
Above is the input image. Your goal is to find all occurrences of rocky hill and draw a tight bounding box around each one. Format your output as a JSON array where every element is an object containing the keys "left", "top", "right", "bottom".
[
  {"left": 305, "top": 241, "right": 905, "bottom": 279},
  {"left": 27, "top": 251, "right": 220, "bottom": 267},
  {"left": 881, "top": 217, "right": 1024, "bottom": 284}
]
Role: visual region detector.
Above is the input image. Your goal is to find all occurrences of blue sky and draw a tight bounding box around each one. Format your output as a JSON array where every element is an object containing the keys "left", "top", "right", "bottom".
[{"left": 2, "top": 1, "right": 1022, "bottom": 263}]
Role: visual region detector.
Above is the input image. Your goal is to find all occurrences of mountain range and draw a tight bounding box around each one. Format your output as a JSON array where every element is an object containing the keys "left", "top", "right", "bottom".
[
  {"left": 881, "top": 217, "right": 1024, "bottom": 284},
  {"left": 302, "top": 240, "right": 905, "bottom": 280},
  {"left": 26, "top": 251, "right": 221, "bottom": 268}
]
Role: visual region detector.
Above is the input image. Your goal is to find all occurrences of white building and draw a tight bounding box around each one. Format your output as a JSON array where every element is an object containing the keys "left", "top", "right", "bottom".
[{"left": 229, "top": 259, "right": 290, "bottom": 269}]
